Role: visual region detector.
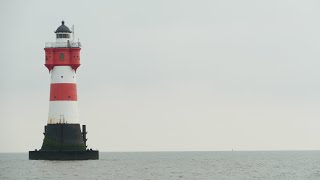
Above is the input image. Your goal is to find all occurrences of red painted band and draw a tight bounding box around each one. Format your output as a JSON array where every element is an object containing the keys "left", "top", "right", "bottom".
[
  {"left": 50, "top": 83, "right": 77, "bottom": 101},
  {"left": 44, "top": 48, "right": 81, "bottom": 71}
]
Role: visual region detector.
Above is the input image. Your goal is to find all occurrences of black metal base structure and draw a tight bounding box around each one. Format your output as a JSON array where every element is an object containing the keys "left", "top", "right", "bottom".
[
  {"left": 29, "top": 124, "right": 99, "bottom": 160},
  {"left": 29, "top": 150, "right": 99, "bottom": 160}
]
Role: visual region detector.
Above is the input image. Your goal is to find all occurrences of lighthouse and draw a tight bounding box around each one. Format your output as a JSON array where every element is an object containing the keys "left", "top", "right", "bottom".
[{"left": 29, "top": 21, "right": 99, "bottom": 160}]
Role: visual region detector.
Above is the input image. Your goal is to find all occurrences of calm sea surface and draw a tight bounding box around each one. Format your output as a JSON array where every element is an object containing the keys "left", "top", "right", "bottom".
[{"left": 1, "top": 151, "right": 320, "bottom": 179}]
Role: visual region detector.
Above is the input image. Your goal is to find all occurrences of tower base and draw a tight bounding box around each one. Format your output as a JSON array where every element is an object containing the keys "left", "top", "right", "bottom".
[
  {"left": 29, "top": 150, "right": 99, "bottom": 160},
  {"left": 29, "top": 124, "right": 99, "bottom": 160}
]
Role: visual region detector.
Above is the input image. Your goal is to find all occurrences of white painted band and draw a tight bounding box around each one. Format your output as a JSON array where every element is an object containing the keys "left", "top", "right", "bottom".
[
  {"left": 48, "top": 101, "right": 79, "bottom": 124},
  {"left": 50, "top": 66, "right": 77, "bottom": 84}
]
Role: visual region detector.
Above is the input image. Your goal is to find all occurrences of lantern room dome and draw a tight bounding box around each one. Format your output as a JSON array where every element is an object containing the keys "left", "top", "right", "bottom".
[{"left": 55, "top": 21, "right": 72, "bottom": 33}]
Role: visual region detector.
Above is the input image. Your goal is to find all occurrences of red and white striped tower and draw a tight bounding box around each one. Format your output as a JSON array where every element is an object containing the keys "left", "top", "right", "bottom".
[
  {"left": 29, "top": 21, "right": 99, "bottom": 160},
  {"left": 45, "top": 21, "right": 81, "bottom": 124}
]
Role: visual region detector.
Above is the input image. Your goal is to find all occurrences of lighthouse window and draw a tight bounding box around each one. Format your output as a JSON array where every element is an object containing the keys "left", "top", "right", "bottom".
[
  {"left": 60, "top": 53, "right": 64, "bottom": 60},
  {"left": 56, "top": 34, "right": 69, "bottom": 38}
]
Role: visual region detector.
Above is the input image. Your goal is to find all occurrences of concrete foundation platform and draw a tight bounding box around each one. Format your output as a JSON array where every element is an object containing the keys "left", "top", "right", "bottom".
[{"left": 29, "top": 150, "right": 99, "bottom": 160}]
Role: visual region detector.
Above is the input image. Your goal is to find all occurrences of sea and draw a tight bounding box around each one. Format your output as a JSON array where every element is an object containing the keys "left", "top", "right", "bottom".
[{"left": 1, "top": 151, "right": 320, "bottom": 179}]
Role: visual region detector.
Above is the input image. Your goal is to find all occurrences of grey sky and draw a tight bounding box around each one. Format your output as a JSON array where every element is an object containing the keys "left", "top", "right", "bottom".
[{"left": 1, "top": 0, "right": 320, "bottom": 152}]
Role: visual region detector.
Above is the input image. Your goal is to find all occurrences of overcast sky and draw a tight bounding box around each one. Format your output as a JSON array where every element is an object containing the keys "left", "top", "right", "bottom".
[{"left": 1, "top": 0, "right": 320, "bottom": 152}]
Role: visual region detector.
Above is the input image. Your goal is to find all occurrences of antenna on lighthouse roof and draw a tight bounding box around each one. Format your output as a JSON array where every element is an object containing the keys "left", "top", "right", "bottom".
[{"left": 72, "top": 25, "right": 75, "bottom": 42}]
